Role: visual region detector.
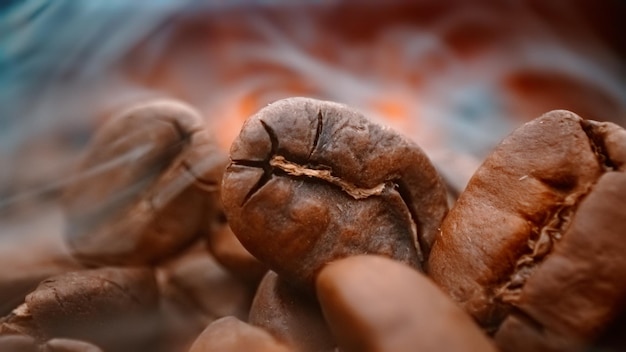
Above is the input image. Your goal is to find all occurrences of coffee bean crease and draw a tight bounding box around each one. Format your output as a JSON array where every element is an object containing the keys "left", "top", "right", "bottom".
[
  {"left": 270, "top": 155, "right": 390, "bottom": 200},
  {"left": 492, "top": 117, "right": 617, "bottom": 318}
]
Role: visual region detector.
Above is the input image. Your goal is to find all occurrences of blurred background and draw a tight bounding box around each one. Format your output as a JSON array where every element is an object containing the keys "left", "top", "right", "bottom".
[{"left": 0, "top": 0, "right": 624, "bottom": 226}]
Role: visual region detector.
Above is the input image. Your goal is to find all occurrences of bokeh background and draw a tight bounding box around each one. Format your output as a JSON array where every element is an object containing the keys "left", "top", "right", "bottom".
[{"left": 0, "top": 0, "right": 624, "bottom": 230}]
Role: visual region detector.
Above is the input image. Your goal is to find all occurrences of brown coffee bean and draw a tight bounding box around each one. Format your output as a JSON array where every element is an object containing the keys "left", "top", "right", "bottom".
[
  {"left": 316, "top": 255, "right": 496, "bottom": 352},
  {"left": 0, "top": 267, "right": 159, "bottom": 352},
  {"left": 63, "top": 99, "right": 228, "bottom": 266},
  {"left": 187, "top": 316, "right": 291, "bottom": 352},
  {"left": 427, "top": 110, "right": 626, "bottom": 350},
  {"left": 222, "top": 97, "right": 448, "bottom": 290},
  {"left": 42, "top": 338, "right": 104, "bottom": 352},
  {"left": 249, "top": 271, "right": 335, "bottom": 352}
]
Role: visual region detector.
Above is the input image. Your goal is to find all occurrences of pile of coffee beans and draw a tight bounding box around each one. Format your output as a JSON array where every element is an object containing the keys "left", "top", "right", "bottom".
[{"left": 1, "top": 97, "right": 624, "bottom": 352}]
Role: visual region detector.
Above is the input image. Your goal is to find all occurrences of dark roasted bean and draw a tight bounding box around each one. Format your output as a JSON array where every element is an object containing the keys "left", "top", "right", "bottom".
[
  {"left": 222, "top": 97, "right": 448, "bottom": 290},
  {"left": 0, "top": 267, "right": 158, "bottom": 352},
  {"left": 63, "top": 99, "right": 227, "bottom": 266},
  {"left": 428, "top": 110, "right": 626, "bottom": 351},
  {"left": 249, "top": 271, "right": 335, "bottom": 352},
  {"left": 317, "top": 255, "right": 496, "bottom": 352}
]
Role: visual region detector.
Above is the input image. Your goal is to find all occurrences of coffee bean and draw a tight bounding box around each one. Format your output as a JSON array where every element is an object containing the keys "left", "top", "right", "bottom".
[
  {"left": 427, "top": 110, "right": 626, "bottom": 350},
  {"left": 316, "top": 255, "right": 496, "bottom": 352},
  {"left": 249, "top": 271, "right": 335, "bottom": 352},
  {"left": 63, "top": 99, "right": 227, "bottom": 266},
  {"left": 222, "top": 97, "right": 448, "bottom": 290},
  {"left": 187, "top": 316, "right": 291, "bottom": 352},
  {"left": 0, "top": 267, "right": 159, "bottom": 352}
]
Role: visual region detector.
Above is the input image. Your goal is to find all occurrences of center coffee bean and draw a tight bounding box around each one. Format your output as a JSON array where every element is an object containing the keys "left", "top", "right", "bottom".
[{"left": 221, "top": 97, "right": 448, "bottom": 290}]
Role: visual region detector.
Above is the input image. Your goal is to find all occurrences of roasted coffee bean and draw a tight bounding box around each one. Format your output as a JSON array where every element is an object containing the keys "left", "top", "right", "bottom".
[
  {"left": 63, "top": 99, "right": 228, "bottom": 266},
  {"left": 42, "top": 338, "right": 104, "bottom": 352},
  {"left": 187, "top": 316, "right": 291, "bottom": 352},
  {"left": 428, "top": 110, "right": 626, "bottom": 350},
  {"left": 222, "top": 97, "right": 448, "bottom": 290},
  {"left": 0, "top": 267, "right": 159, "bottom": 352},
  {"left": 249, "top": 271, "right": 335, "bottom": 352},
  {"left": 157, "top": 244, "right": 255, "bottom": 351},
  {"left": 316, "top": 255, "right": 496, "bottom": 352}
]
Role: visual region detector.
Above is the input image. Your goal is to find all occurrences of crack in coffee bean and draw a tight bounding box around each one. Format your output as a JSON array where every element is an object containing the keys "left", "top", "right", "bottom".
[
  {"left": 270, "top": 155, "right": 391, "bottom": 200},
  {"left": 494, "top": 192, "right": 582, "bottom": 307},
  {"left": 394, "top": 179, "right": 425, "bottom": 262},
  {"left": 233, "top": 113, "right": 406, "bottom": 204},
  {"left": 308, "top": 109, "right": 324, "bottom": 160},
  {"left": 581, "top": 119, "right": 617, "bottom": 171},
  {"left": 235, "top": 120, "right": 278, "bottom": 205},
  {"left": 234, "top": 116, "right": 396, "bottom": 203}
]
